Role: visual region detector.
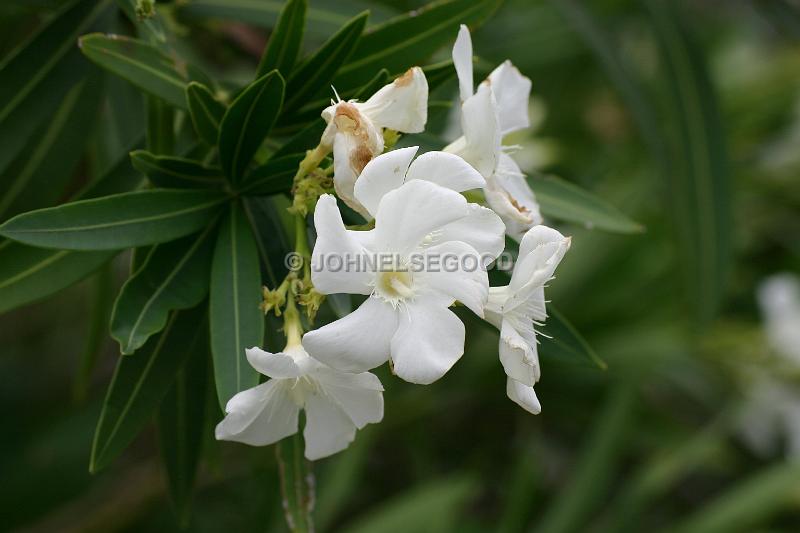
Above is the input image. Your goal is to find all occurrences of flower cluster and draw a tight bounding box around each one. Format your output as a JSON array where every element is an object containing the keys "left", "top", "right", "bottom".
[{"left": 216, "top": 25, "right": 570, "bottom": 459}]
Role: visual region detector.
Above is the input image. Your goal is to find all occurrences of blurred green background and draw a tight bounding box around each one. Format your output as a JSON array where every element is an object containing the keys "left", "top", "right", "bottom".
[{"left": 2, "top": 0, "right": 800, "bottom": 531}]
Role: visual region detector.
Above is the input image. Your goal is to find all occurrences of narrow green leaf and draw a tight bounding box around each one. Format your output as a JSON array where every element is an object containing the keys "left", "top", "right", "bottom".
[
  {"left": 186, "top": 81, "right": 226, "bottom": 146},
  {"left": 145, "top": 96, "right": 175, "bottom": 154},
  {"left": 0, "top": 189, "right": 227, "bottom": 251},
  {"left": 423, "top": 59, "right": 455, "bottom": 92},
  {"left": 341, "top": 477, "right": 478, "bottom": 533},
  {"left": 241, "top": 153, "right": 304, "bottom": 196},
  {"left": 157, "top": 336, "right": 210, "bottom": 524},
  {"left": 114, "top": 0, "right": 167, "bottom": 44},
  {"left": 0, "top": 0, "right": 110, "bottom": 174},
  {"left": 0, "top": 242, "right": 115, "bottom": 315},
  {"left": 210, "top": 204, "right": 264, "bottom": 408},
  {"left": 90, "top": 305, "right": 207, "bottom": 472},
  {"left": 110, "top": 224, "right": 217, "bottom": 355},
  {"left": 539, "top": 306, "right": 606, "bottom": 370},
  {"left": 256, "top": 0, "right": 306, "bottom": 78},
  {"left": 73, "top": 265, "right": 115, "bottom": 404},
  {"left": 332, "top": 0, "right": 501, "bottom": 93},
  {"left": 79, "top": 33, "right": 192, "bottom": 109},
  {"left": 131, "top": 150, "right": 225, "bottom": 189},
  {"left": 646, "top": 0, "right": 731, "bottom": 324},
  {"left": 530, "top": 175, "right": 643, "bottom": 234},
  {"left": 0, "top": 150, "right": 143, "bottom": 315},
  {"left": 0, "top": 71, "right": 104, "bottom": 221},
  {"left": 283, "top": 12, "right": 368, "bottom": 113},
  {"left": 242, "top": 196, "right": 294, "bottom": 288},
  {"left": 535, "top": 387, "right": 636, "bottom": 533},
  {"left": 666, "top": 462, "right": 800, "bottom": 533},
  {"left": 218, "top": 71, "right": 285, "bottom": 184}
]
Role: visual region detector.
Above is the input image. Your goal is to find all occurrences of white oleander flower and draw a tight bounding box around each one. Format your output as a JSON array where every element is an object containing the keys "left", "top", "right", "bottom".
[
  {"left": 737, "top": 274, "right": 800, "bottom": 459},
  {"left": 303, "top": 149, "right": 506, "bottom": 384},
  {"left": 444, "top": 24, "right": 542, "bottom": 240},
  {"left": 320, "top": 67, "right": 428, "bottom": 218},
  {"left": 215, "top": 342, "right": 384, "bottom": 460},
  {"left": 484, "top": 225, "right": 571, "bottom": 413}
]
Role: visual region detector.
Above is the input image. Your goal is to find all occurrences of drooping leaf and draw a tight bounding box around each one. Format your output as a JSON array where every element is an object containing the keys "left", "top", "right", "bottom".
[
  {"left": 0, "top": 189, "right": 227, "bottom": 251},
  {"left": 256, "top": 0, "right": 306, "bottom": 78},
  {"left": 209, "top": 204, "right": 264, "bottom": 408},
  {"left": 241, "top": 153, "right": 304, "bottom": 196},
  {"left": 0, "top": 150, "right": 143, "bottom": 315},
  {"left": 242, "top": 195, "right": 294, "bottom": 288},
  {"left": 0, "top": 0, "right": 109, "bottom": 175},
  {"left": 646, "top": 0, "right": 731, "bottom": 324},
  {"left": 157, "top": 335, "right": 210, "bottom": 524},
  {"left": 130, "top": 150, "right": 224, "bottom": 189},
  {"left": 332, "top": 0, "right": 501, "bottom": 93},
  {"left": 79, "top": 33, "right": 194, "bottom": 109},
  {"left": 0, "top": 242, "right": 115, "bottom": 315},
  {"left": 110, "top": 224, "right": 217, "bottom": 355},
  {"left": 0, "top": 70, "right": 104, "bottom": 222},
  {"left": 530, "top": 175, "right": 643, "bottom": 234},
  {"left": 90, "top": 305, "right": 207, "bottom": 472},
  {"left": 186, "top": 82, "right": 226, "bottom": 146},
  {"left": 538, "top": 306, "right": 606, "bottom": 370},
  {"left": 282, "top": 12, "right": 368, "bottom": 114},
  {"left": 341, "top": 477, "right": 478, "bottom": 533},
  {"left": 218, "top": 71, "right": 285, "bottom": 184},
  {"left": 73, "top": 265, "right": 115, "bottom": 404}
]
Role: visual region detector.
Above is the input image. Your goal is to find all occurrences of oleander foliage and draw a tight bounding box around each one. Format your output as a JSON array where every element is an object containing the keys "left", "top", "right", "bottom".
[{"left": 1, "top": 0, "right": 799, "bottom": 531}]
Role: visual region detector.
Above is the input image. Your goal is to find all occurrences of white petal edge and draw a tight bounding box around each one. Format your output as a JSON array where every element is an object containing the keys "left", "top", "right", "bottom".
[
  {"left": 406, "top": 150, "right": 485, "bottom": 192},
  {"left": 215, "top": 380, "right": 300, "bottom": 445},
  {"left": 303, "top": 391, "right": 357, "bottom": 460},
  {"left": 506, "top": 378, "right": 541, "bottom": 414},
  {"left": 452, "top": 24, "right": 474, "bottom": 102},
  {"left": 353, "top": 146, "right": 418, "bottom": 218},
  {"left": 483, "top": 60, "right": 532, "bottom": 135}
]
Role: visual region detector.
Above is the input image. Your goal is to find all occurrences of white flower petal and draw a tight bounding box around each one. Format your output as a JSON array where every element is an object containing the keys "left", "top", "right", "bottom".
[
  {"left": 303, "top": 391, "right": 357, "bottom": 460},
  {"left": 311, "top": 194, "right": 374, "bottom": 295},
  {"left": 453, "top": 83, "right": 501, "bottom": 178},
  {"left": 314, "top": 366, "right": 384, "bottom": 428},
  {"left": 436, "top": 204, "right": 506, "bottom": 266},
  {"left": 331, "top": 131, "right": 379, "bottom": 219},
  {"left": 390, "top": 296, "right": 465, "bottom": 384},
  {"left": 415, "top": 241, "right": 488, "bottom": 317},
  {"left": 357, "top": 67, "right": 429, "bottom": 133},
  {"left": 303, "top": 296, "right": 398, "bottom": 372},
  {"left": 452, "top": 24, "right": 474, "bottom": 102},
  {"left": 510, "top": 225, "right": 570, "bottom": 294},
  {"left": 353, "top": 146, "right": 418, "bottom": 218},
  {"left": 498, "top": 319, "right": 539, "bottom": 386},
  {"left": 373, "top": 180, "right": 468, "bottom": 256},
  {"left": 245, "top": 347, "right": 302, "bottom": 379},
  {"left": 215, "top": 380, "right": 300, "bottom": 446},
  {"left": 484, "top": 153, "right": 542, "bottom": 240},
  {"left": 506, "top": 378, "right": 541, "bottom": 414},
  {"left": 483, "top": 60, "right": 532, "bottom": 135},
  {"left": 406, "top": 151, "right": 486, "bottom": 192}
]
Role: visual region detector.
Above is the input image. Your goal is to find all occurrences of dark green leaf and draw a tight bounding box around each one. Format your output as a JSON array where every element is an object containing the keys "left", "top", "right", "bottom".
[
  {"left": 186, "top": 81, "right": 226, "bottom": 146},
  {"left": 110, "top": 224, "right": 217, "bottom": 355},
  {"left": 0, "top": 189, "right": 227, "bottom": 251},
  {"left": 0, "top": 149, "right": 143, "bottom": 315},
  {"left": 210, "top": 204, "right": 264, "bottom": 408},
  {"left": 157, "top": 335, "right": 210, "bottom": 524},
  {"left": 646, "top": 0, "right": 731, "bottom": 324},
  {"left": 90, "top": 306, "right": 207, "bottom": 472},
  {"left": 332, "top": 0, "right": 501, "bottom": 93},
  {"left": 241, "top": 153, "right": 304, "bottom": 196},
  {"left": 79, "top": 33, "right": 192, "bottom": 109},
  {"left": 530, "top": 175, "right": 643, "bottom": 234},
  {"left": 145, "top": 96, "right": 175, "bottom": 154},
  {"left": 0, "top": 241, "right": 115, "bottom": 315},
  {"left": 539, "top": 306, "right": 606, "bottom": 370},
  {"left": 130, "top": 150, "right": 224, "bottom": 189},
  {"left": 242, "top": 195, "right": 294, "bottom": 288},
  {"left": 422, "top": 59, "right": 455, "bottom": 91},
  {"left": 114, "top": 0, "right": 167, "bottom": 44},
  {"left": 341, "top": 477, "right": 478, "bottom": 533},
  {"left": 273, "top": 120, "right": 326, "bottom": 158},
  {"left": 283, "top": 12, "right": 368, "bottom": 113},
  {"left": 218, "top": 71, "right": 285, "bottom": 184},
  {"left": 0, "top": 70, "right": 104, "bottom": 222},
  {"left": 73, "top": 265, "right": 114, "bottom": 404},
  {"left": 0, "top": 0, "right": 110, "bottom": 174},
  {"left": 256, "top": 0, "right": 306, "bottom": 78}
]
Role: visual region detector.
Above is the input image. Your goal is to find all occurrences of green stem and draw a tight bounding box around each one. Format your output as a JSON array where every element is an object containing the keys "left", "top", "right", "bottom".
[{"left": 276, "top": 433, "right": 314, "bottom": 532}]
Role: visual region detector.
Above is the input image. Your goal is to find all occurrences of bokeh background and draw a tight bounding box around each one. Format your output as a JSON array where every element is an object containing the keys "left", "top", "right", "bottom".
[{"left": 2, "top": 0, "right": 800, "bottom": 531}]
